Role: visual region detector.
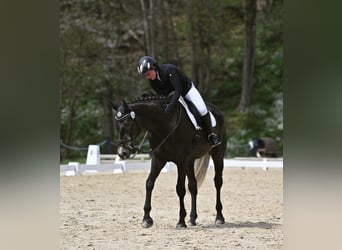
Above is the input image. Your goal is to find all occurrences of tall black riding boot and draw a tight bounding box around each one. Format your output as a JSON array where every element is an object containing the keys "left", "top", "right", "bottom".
[{"left": 201, "top": 113, "right": 221, "bottom": 147}]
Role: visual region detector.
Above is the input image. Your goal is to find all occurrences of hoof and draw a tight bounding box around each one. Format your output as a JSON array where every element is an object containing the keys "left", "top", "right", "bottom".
[
  {"left": 176, "top": 222, "right": 187, "bottom": 228},
  {"left": 189, "top": 220, "right": 197, "bottom": 226},
  {"left": 215, "top": 214, "right": 225, "bottom": 225},
  {"left": 142, "top": 219, "right": 153, "bottom": 228},
  {"left": 215, "top": 218, "right": 225, "bottom": 225}
]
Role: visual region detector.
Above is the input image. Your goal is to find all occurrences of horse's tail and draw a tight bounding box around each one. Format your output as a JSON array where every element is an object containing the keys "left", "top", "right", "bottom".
[{"left": 194, "top": 153, "right": 210, "bottom": 188}]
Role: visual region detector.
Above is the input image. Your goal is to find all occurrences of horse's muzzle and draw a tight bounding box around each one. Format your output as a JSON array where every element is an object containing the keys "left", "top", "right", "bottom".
[
  {"left": 118, "top": 142, "right": 137, "bottom": 159},
  {"left": 118, "top": 146, "right": 130, "bottom": 159}
]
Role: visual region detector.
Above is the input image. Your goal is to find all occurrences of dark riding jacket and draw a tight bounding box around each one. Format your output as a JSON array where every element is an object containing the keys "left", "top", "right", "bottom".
[{"left": 149, "top": 64, "right": 193, "bottom": 113}]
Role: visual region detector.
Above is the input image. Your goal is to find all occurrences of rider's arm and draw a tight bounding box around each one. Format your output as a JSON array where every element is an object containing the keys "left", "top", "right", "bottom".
[{"left": 165, "top": 69, "right": 182, "bottom": 113}]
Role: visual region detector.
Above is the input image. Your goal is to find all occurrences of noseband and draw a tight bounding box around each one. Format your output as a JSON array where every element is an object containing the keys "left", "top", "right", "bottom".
[{"left": 115, "top": 110, "right": 148, "bottom": 159}]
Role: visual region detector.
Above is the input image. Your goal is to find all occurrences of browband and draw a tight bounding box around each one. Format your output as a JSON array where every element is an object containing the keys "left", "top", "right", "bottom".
[{"left": 115, "top": 111, "right": 135, "bottom": 121}]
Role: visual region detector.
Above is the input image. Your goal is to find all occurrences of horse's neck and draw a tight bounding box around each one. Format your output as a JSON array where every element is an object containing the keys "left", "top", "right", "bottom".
[{"left": 131, "top": 102, "right": 170, "bottom": 133}]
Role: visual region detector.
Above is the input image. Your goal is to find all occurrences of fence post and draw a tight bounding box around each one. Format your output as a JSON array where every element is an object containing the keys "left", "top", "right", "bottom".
[{"left": 86, "top": 145, "right": 100, "bottom": 165}]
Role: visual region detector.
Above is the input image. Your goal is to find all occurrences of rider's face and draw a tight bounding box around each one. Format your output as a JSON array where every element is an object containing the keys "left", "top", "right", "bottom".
[{"left": 144, "top": 69, "right": 156, "bottom": 80}]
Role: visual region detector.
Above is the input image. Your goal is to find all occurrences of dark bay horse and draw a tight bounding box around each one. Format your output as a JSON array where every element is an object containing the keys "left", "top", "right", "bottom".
[{"left": 112, "top": 94, "right": 227, "bottom": 228}]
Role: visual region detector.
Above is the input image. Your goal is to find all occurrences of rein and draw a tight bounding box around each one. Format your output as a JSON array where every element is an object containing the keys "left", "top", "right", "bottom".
[
  {"left": 129, "top": 130, "right": 149, "bottom": 159},
  {"left": 150, "top": 106, "right": 182, "bottom": 155},
  {"left": 115, "top": 102, "right": 182, "bottom": 158}
]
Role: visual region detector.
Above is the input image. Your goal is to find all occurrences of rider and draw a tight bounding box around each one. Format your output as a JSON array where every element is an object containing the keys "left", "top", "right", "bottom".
[{"left": 137, "top": 55, "right": 221, "bottom": 147}]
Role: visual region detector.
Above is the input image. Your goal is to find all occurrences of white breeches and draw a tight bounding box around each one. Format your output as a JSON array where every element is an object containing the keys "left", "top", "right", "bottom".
[{"left": 185, "top": 83, "right": 208, "bottom": 116}]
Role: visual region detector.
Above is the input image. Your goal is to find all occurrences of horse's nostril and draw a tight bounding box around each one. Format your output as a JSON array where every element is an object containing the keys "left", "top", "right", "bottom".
[{"left": 119, "top": 151, "right": 129, "bottom": 159}]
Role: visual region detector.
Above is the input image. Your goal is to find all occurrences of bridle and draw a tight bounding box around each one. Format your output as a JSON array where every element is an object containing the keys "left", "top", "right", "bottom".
[
  {"left": 115, "top": 110, "right": 138, "bottom": 157},
  {"left": 115, "top": 110, "right": 136, "bottom": 122},
  {"left": 115, "top": 105, "right": 182, "bottom": 158}
]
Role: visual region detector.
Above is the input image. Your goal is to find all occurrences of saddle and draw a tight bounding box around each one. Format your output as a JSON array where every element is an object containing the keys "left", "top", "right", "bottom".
[{"left": 177, "top": 96, "right": 217, "bottom": 130}]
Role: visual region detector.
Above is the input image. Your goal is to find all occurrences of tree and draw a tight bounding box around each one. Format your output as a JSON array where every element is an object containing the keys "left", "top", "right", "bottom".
[
  {"left": 140, "top": 0, "right": 155, "bottom": 57},
  {"left": 102, "top": 86, "right": 114, "bottom": 153},
  {"left": 59, "top": 0, "right": 283, "bottom": 160},
  {"left": 60, "top": 0, "right": 142, "bottom": 158},
  {"left": 237, "top": 0, "right": 257, "bottom": 112},
  {"left": 159, "top": 1, "right": 182, "bottom": 66},
  {"left": 187, "top": 0, "right": 215, "bottom": 99}
]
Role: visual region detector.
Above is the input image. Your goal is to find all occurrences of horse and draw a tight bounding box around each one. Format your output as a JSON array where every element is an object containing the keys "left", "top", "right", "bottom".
[{"left": 112, "top": 94, "right": 227, "bottom": 228}]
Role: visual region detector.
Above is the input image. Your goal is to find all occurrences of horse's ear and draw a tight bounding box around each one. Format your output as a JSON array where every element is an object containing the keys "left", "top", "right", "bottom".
[
  {"left": 121, "top": 99, "right": 129, "bottom": 110},
  {"left": 111, "top": 101, "right": 119, "bottom": 111}
]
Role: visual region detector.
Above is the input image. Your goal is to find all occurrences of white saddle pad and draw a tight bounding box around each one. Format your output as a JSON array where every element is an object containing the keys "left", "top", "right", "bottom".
[{"left": 178, "top": 97, "right": 216, "bottom": 129}]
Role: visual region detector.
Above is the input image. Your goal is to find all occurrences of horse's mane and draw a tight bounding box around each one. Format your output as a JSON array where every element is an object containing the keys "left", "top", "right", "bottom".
[{"left": 130, "top": 93, "right": 170, "bottom": 104}]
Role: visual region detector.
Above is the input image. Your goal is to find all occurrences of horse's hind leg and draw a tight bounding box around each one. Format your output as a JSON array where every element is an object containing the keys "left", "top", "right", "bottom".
[
  {"left": 176, "top": 165, "right": 187, "bottom": 228},
  {"left": 210, "top": 148, "right": 225, "bottom": 224},
  {"left": 142, "top": 157, "right": 165, "bottom": 228},
  {"left": 187, "top": 163, "right": 198, "bottom": 226}
]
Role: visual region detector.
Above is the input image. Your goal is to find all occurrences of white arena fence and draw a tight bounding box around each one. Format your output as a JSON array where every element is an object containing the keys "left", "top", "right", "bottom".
[{"left": 60, "top": 145, "right": 283, "bottom": 176}]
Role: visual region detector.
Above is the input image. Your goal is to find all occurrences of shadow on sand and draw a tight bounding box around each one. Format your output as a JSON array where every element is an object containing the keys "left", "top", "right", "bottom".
[{"left": 198, "top": 221, "right": 281, "bottom": 230}]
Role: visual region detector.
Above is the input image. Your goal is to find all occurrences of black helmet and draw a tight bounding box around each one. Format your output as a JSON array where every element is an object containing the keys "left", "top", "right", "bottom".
[{"left": 137, "top": 56, "right": 157, "bottom": 76}]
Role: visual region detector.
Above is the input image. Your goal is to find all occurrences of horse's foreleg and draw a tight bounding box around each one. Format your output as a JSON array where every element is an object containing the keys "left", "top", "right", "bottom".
[
  {"left": 142, "top": 158, "right": 164, "bottom": 228},
  {"left": 176, "top": 167, "right": 187, "bottom": 228},
  {"left": 187, "top": 165, "right": 198, "bottom": 226}
]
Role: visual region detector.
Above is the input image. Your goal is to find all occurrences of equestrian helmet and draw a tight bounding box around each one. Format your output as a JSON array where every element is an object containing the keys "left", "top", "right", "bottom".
[{"left": 137, "top": 56, "right": 157, "bottom": 76}]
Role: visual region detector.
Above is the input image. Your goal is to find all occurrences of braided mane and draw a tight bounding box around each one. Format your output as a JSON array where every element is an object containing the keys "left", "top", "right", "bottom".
[{"left": 130, "top": 93, "right": 170, "bottom": 104}]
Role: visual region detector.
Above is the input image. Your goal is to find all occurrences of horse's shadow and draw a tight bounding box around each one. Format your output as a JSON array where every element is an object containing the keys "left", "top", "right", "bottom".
[{"left": 198, "top": 221, "right": 281, "bottom": 230}]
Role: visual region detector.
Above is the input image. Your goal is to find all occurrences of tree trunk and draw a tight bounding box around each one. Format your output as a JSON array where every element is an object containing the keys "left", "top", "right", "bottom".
[
  {"left": 238, "top": 0, "right": 257, "bottom": 112},
  {"left": 160, "top": 0, "right": 170, "bottom": 60},
  {"left": 140, "top": 0, "right": 149, "bottom": 54},
  {"left": 198, "top": 0, "right": 212, "bottom": 99},
  {"left": 148, "top": 0, "right": 155, "bottom": 57},
  {"left": 62, "top": 98, "right": 76, "bottom": 160},
  {"left": 61, "top": 77, "right": 78, "bottom": 160},
  {"left": 188, "top": 0, "right": 199, "bottom": 86},
  {"left": 160, "top": 0, "right": 182, "bottom": 66},
  {"left": 188, "top": 0, "right": 212, "bottom": 99},
  {"left": 103, "top": 80, "right": 114, "bottom": 154},
  {"left": 140, "top": 0, "right": 155, "bottom": 56}
]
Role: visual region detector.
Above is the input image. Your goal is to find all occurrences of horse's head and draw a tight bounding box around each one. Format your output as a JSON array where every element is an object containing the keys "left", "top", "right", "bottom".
[{"left": 112, "top": 100, "right": 141, "bottom": 159}]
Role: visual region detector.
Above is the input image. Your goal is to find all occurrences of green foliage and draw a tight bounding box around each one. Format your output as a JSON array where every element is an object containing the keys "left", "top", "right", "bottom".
[
  {"left": 60, "top": 98, "right": 104, "bottom": 159},
  {"left": 225, "top": 90, "right": 283, "bottom": 158},
  {"left": 60, "top": 0, "right": 283, "bottom": 161},
  {"left": 211, "top": 0, "right": 283, "bottom": 157}
]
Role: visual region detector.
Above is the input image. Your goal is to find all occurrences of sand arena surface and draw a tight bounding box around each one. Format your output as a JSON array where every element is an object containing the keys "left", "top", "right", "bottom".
[{"left": 60, "top": 168, "right": 283, "bottom": 249}]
